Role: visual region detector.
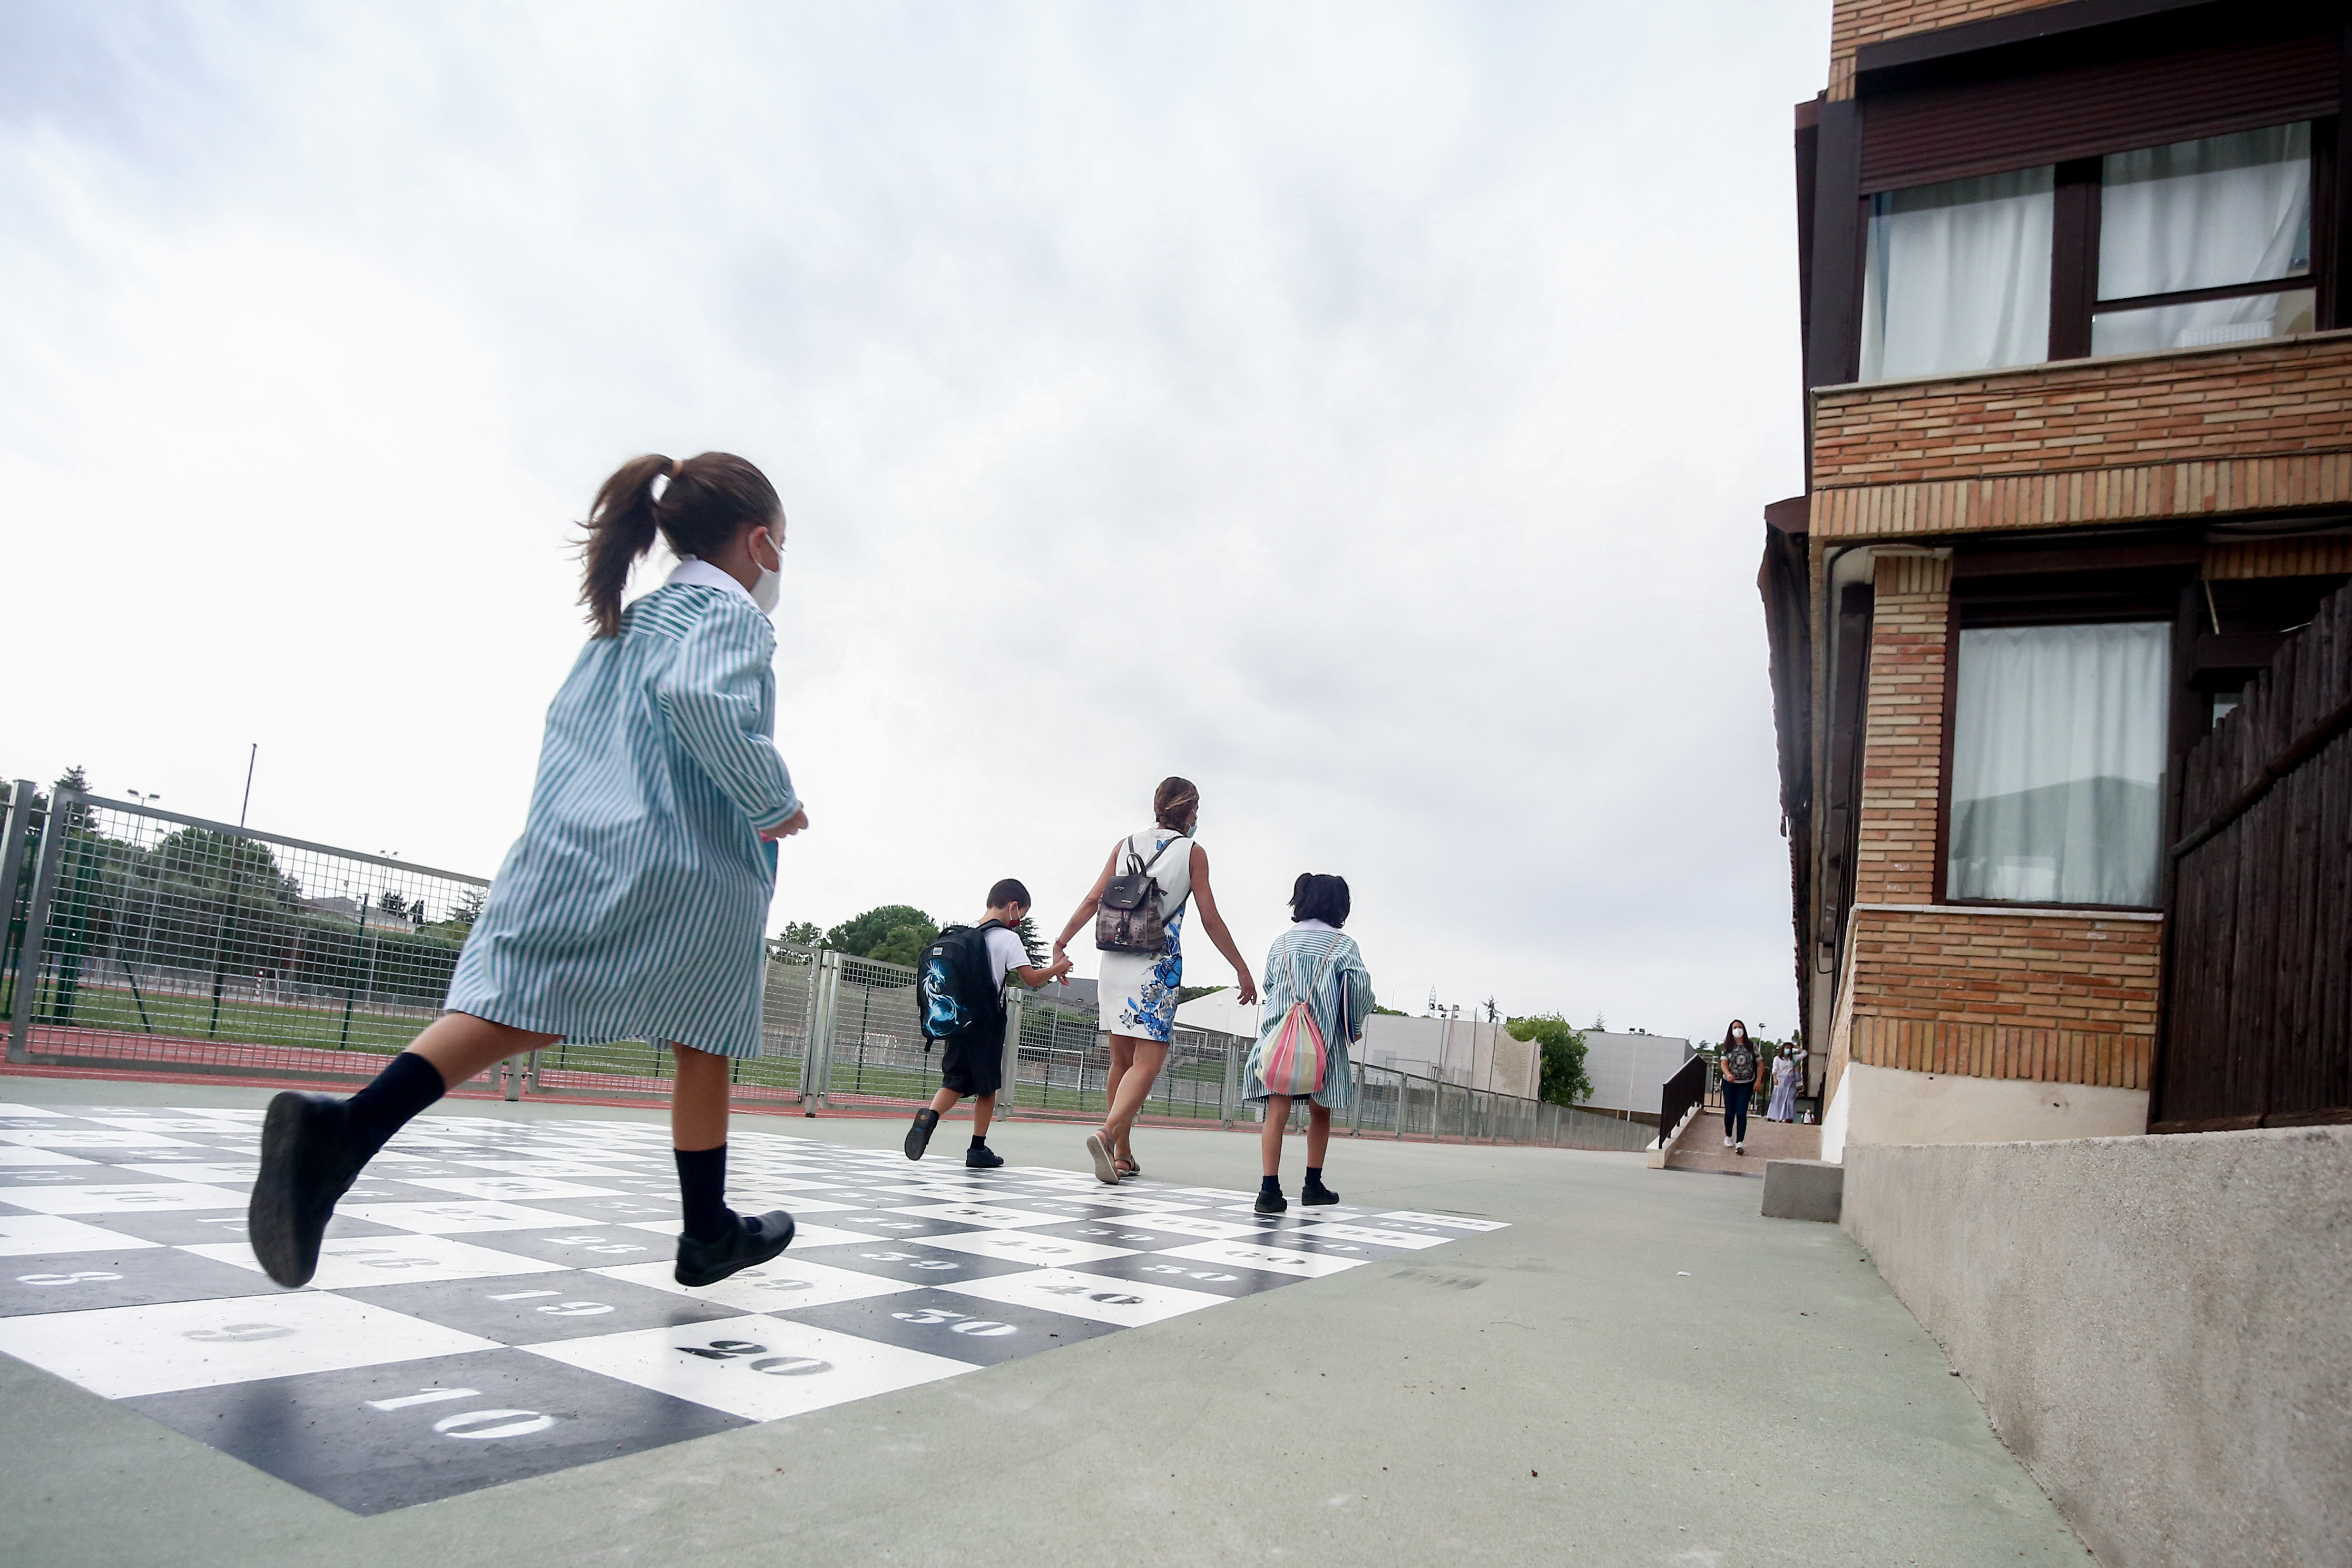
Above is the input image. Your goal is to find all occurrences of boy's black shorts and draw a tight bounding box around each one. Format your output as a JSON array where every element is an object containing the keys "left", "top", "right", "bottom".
[{"left": 939, "top": 1028, "right": 1005, "bottom": 1097}]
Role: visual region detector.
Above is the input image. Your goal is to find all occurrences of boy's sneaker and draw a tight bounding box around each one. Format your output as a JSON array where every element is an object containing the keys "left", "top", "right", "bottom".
[
  {"left": 675, "top": 1211, "right": 795, "bottom": 1288},
  {"left": 1301, "top": 1181, "right": 1340, "bottom": 1206},
  {"left": 249, "top": 1092, "right": 367, "bottom": 1288},
  {"left": 965, "top": 1142, "right": 1004, "bottom": 1170},
  {"left": 1255, "top": 1189, "right": 1288, "bottom": 1216},
  {"left": 904, "top": 1108, "right": 939, "bottom": 1161}
]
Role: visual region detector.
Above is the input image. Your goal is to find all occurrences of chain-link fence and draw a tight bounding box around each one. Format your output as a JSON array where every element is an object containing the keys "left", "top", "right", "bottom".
[{"left": 1, "top": 783, "right": 1651, "bottom": 1150}]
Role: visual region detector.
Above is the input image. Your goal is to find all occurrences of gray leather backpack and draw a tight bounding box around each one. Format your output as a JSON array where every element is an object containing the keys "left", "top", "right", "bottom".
[{"left": 1094, "top": 835, "right": 1182, "bottom": 954}]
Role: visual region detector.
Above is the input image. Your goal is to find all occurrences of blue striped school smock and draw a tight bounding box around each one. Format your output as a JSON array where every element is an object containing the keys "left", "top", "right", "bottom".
[
  {"left": 1243, "top": 922, "right": 1375, "bottom": 1110},
  {"left": 445, "top": 561, "right": 799, "bottom": 1060}
]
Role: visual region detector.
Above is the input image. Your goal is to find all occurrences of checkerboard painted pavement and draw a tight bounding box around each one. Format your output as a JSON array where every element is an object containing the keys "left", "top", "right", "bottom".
[{"left": 0, "top": 1103, "right": 1505, "bottom": 1514}]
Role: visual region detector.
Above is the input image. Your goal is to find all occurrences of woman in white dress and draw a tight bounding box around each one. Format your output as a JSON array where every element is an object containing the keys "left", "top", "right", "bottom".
[
  {"left": 1766, "top": 1044, "right": 1800, "bottom": 1123},
  {"left": 1052, "top": 777, "right": 1257, "bottom": 1184}
]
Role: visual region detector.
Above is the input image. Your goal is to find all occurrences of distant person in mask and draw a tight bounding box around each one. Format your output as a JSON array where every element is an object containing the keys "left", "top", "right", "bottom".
[{"left": 1719, "top": 1020, "right": 1759, "bottom": 1154}]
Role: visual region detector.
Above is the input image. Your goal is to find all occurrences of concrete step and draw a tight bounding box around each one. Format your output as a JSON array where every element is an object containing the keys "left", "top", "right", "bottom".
[{"left": 1662, "top": 1110, "right": 1819, "bottom": 1175}]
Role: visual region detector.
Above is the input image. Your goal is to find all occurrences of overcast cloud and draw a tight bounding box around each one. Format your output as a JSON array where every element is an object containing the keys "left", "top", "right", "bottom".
[{"left": 1, "top": 1, "right": 1827, "bottom": 1043}]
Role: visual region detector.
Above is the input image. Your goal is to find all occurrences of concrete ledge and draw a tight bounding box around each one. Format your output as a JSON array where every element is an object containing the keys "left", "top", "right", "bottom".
[
  {"left": 1760, "top": 1158, "right": 1842, "bottom": 1221},
  {"left": 1845, "top": 1125, "right": 2352, "bottom": 1568}
]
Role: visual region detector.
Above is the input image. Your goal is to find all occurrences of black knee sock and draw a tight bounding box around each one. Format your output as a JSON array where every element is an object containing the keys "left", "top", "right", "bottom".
[
  {"left": 1260, "top": 1174, "right": 1281, "bottom": 1195},
  {"left": 345, "top": 1052, "right": 447, "bottom": 1163},
  {"left": 673, "top": 1145, "right": 737, "bottom": 1243},
  {"left": 969, "top": 1135, "right": 988, "bottom": 1149},
  {"left": 1305, "top": 1165, "right": 1326, "bottom": 1190}
]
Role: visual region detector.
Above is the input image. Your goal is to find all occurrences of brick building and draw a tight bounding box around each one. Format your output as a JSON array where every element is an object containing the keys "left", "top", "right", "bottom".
[{"left": 1761, "top": 0, "right": 2351, "bottom": 1157}]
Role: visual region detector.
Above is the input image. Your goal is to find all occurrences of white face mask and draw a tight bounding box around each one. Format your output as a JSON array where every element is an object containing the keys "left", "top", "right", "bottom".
[{"left": 750, "top": 528, "right": 783, "bottom": 614}]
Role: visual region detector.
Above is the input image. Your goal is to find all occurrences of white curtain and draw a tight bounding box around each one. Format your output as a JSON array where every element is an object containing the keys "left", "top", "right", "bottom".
[
  {"left": 2091, "top": 287, "right": 2315, "bottom": 356},
  {"left": 1860, "top": 166, "right": 2052, "bottom": 383},
  {"left": 1947, "top": 623, "right": 2170, "bottom": 907},
  {"left": 2099, "top": 123, "right": 2309, "bottom": 301}
]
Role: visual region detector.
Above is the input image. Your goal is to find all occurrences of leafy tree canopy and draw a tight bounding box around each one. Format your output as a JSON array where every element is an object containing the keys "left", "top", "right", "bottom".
[
  {"left": 1507, "top": 1012, "right": 1593, "bottom": 1107},
  {"left": 1175, "top": 984, "right": 1226, "bottom": 1004},
  {"left": 827, "top": 905, "right": 937, "bottom": 966},
  {"left": 1014, "top": 915, "right": 1046, "bottom": 965},
  {"left": 1371, "top": 1004, "right": 1406, "bottom": 1016},
  {"left": 778, "top": 920, "right": 824, "bottom": 947}
]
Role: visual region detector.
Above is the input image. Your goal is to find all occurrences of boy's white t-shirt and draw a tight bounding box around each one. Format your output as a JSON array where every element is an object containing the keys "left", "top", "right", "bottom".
[{"left": 983, "top": 926, "right": 1028, "bottom": 983}]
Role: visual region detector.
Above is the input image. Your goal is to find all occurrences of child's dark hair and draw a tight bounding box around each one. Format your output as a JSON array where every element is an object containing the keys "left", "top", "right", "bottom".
[
  {"left": 1154, "top": 776, "right": 1199, "bottom": 831},
  {"left": 987, "top": 878, "right": 1031, "bottom": 910},
  {"left": 580, "top": 453, "right": 783, "bottom": 638},
  {"left": 1290, "top": 873, "right": 1350, "bottom": 927}
]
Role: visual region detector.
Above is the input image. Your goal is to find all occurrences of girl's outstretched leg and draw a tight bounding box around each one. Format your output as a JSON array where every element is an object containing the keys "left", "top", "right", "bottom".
[
  {"left": 668, "top": 1042, "right": 797, "bottom": 1288},
  {"left": 249, "top": 1013, "right": 556, "bottom": 1289}
]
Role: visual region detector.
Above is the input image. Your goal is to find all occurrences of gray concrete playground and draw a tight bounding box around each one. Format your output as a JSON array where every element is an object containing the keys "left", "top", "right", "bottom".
[{"left": 0, "top": 1077, "right": 2084, "bottom": 1567}]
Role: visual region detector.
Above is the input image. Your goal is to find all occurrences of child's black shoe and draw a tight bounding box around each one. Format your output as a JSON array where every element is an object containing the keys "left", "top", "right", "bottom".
[
  {"left": 249, "top": 1092, "right": 366, "bottom": 1288},
  {"left": 965, "top": 1141, "right": 1004, "bottom": 1170},
  {"left": 674, "top": 1210, "right": 795, "bottom": 1287},
  {"left": 904, "top": 1108, "right": 939, "bottom": 1161},
  {"left": 1301, "top": 1181, "right": 1340, "bottom": 1206},
  {"left": 1254, "top": 1188, "right": 1288, "bottom": 1216}
]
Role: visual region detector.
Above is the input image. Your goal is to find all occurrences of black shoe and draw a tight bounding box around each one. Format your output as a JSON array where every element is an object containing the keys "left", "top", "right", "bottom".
[
  {"left": 674, "top": 1210, "right": 796, "bottom": 1288},
  {"left": 1255, "top": 1189, "right": 1287, "bottom": 1216},
  {"left": 1301, "top": 1182, "right": 1340, "bottom": 1206},
  {"left": 904, "top": 1108, "right": 939, "bottom": 1161},
  {"left": 965, "top": 1143, "right": 1004, "bottom": 1169},
  {"left": 249, "top": 1091, "right": 365, "bottom": 1288}
]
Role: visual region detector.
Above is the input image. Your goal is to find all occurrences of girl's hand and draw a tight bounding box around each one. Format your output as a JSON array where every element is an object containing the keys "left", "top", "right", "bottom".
[
  {"left": 1235, "top": 972, "right": 1258, "bottom": 1006},
  {"left": 762, "top": 808, "right": 810, "bottom": 841}
]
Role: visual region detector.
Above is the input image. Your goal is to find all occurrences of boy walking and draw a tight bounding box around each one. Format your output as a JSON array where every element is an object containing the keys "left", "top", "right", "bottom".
[{"left": 907, "top": 879, "right": 1071, "bottom": 1167}]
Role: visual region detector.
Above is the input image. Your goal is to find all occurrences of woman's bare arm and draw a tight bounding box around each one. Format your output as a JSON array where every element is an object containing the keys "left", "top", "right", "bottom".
[
  {"left": 1051, "top": 847, "right": 1121, "bottom": 960},
  {"left": 1189, "top": 845, "right": 1257, "bottom": 1005}
]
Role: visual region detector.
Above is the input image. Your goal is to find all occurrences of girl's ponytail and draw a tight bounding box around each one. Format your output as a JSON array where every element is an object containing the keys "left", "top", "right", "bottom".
[{"left": 581, "top": 454, "right": 674, "bottom": 638}]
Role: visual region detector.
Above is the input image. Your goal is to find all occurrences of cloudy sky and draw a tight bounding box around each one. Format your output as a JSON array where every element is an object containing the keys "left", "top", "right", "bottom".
[{"left": 2, "top": 2, "right": 1827, "bottom": 1043}]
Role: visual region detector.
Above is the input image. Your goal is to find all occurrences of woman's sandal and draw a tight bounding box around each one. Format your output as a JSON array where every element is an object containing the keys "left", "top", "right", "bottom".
[
  {"left": 1084, "top": 1132, "right": 1119, "bottom": 1185},
  {"left": 1114, "top": 1156, "right": 1141, "bottom": 1180}
]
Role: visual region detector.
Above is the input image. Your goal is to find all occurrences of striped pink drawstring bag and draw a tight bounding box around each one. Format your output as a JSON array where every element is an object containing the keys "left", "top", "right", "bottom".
[{"left": 1250, "top": 944, "right": 1342, "bottom": 1097}]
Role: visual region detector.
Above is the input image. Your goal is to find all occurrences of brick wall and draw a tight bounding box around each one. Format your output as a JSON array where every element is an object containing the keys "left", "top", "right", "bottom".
[
  {"left": 1846, "top": 908, "right": 2161, "bottom": 1089},
  {"left": 1853, "top": 553, "right": 1951, "bottom": 904},
  {"left": 1828, "top": 0, "right": 2071, "bottom": 97},
  {"left": 1813, "top": 335, "right": 2352, "bottom": 489}
]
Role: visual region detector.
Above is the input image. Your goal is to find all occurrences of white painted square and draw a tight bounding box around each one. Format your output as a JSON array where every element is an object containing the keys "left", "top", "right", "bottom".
[
  {"left": 0, "top": 1215, "right": 164, "bottom": 1256},
  {"left": 0, "top": 1148, "right": 97, "bottom": 1168},
  {"left": 1151, "top": 1239, "right": 1367, "bottom": 1279},
  {"left": 619, "top": 1220, "right": 878, "bottom": 1248},
  {"left": 0, "top": 1291, "right": 500, "bottom": 1398},
  {"left": 1295, "top": 1223, "right": 1453, "bottom": 1250},
  {"left": 1374, "top": 1210, "right": 1508, "bottom": 1232},
  {"left": 595, "top": 1256, "right": 917, "bottom": 1314},
  {"left": 0, "top": 1130, "right": 202, "bottom": 1150},
  {"left": 0, "top": 1183, "right": 250, "bottom": 1216},
  {"left": 1116, "top": 1213, "right": 1265, "bottom": 1241},
  {"left": 113, "top": 1164, "right": 258, "bottom": 1185},
  {"left": 182, "top": 1234, "right": 571, "bottom": 1289},
  {"left": 885, "top": 1202, "right": 1067, "bottom": 1230},
  {"left": 83, "top": 1117, "right": 260, "bottom": 1135},
  {"left": 915, "top": 1229, "right": 1138, "bottom": 1267},
  {"left": 525, "top": 1313, "right": 973, "bottom": 1422},
  {"left": 0, "top": 1104, "right": 68, "bottom": 1118},
  {"left": 167, "top": 1107, "right": 265, "bottom": 1119},
  {"left": 937, "top": 1268, "right": 1222, "bottom": 1328},
  {"left": 389, "top": 1176, "right": 625, "bottom": 1202},
  {"left": 724, "top": 1193, "right": 861, "bottom": 1216},
  {"left": 340, "top": 1200, "right": 599, "bottom": 1234}
]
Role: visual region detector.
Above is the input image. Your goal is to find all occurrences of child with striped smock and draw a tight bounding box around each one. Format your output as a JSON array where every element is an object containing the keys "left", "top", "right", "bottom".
[
  {"left": 1246, "top": 874, "right": 1375, "bottom": 1215},
  {"left": 249, "top": 453, "right": 809, "bottom": 1291}
]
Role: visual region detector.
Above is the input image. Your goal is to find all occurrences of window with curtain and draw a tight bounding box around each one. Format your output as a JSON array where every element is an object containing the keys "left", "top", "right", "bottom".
[
  {"left": 1946, "top": 622, "right": 2170, "bottom": 907},
  {"left": 2092, "top": 123, "right": 2313, "bottom": 356},
  {"left": 1860, "top": 166, "right": 2053, "bottom": 383}
]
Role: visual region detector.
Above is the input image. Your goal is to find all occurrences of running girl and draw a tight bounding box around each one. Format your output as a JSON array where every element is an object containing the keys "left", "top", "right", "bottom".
[{"left": 249, "top": 452, "right": 808, "bottom": 1290}]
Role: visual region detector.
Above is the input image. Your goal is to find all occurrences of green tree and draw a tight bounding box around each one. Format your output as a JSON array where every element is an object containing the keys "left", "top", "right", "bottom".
[
  {"left": 779, "top": 920, "right": 824, "bottom": 947},
  {"left": 827, "top": 905, "right": 937, "bottom": 966},
  {"left": 1014, "top": 915, "right": 1046, "bottom": 965},
  {"left": 865, "top": 920, "right": 937, "bottom": 967},
  {"left": 1507, "top": 1013, "right": 1593, "bottom": 1107},
  {"left": 1176, "top": 984, "right": 1226, "bottom": 1005},
  {"left": 51, "top": 765, "right": 93, "bottom": 831}
]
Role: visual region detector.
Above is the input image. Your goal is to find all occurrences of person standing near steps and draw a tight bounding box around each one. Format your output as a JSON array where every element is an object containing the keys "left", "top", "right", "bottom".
[
  {"left": 1052, "top": 777, "right": 1257, "bottom": 1185},
  {"left": 248, "top": 452, "right": 807, "bottom": 1292},
  {"left": 1246, "top": 874, "right": 1374, "bottom": 1215},
  {"left": 1718, "top": 1019, "right": 1759, "bottom": 1155}
]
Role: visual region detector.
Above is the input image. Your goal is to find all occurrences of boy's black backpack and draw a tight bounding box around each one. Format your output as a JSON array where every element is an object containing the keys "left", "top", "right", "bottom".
[{"left": 918, "top": 920, "right": 1013, "bottom": 1048}]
